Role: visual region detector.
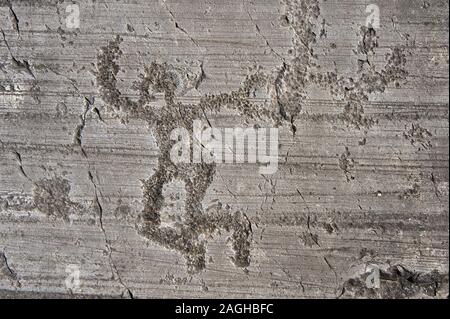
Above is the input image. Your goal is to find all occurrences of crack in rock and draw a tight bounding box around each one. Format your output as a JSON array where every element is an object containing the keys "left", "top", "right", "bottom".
[{"left": 0, "top": 251, "right": 20, "bottom": 287}]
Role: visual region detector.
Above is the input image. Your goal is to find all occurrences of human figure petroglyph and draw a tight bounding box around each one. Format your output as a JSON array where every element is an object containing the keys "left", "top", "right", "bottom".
[
  {"left": 95, "top": 37, "right": 258, "bottom": 272},
  {"left": 95, "top": 0, "right": 407, "bottom": 272}
]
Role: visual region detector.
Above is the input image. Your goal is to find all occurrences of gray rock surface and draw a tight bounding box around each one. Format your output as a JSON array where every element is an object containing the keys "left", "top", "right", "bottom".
[{"left": 0, "top": 0, "right": 448, "bottom": 298}]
